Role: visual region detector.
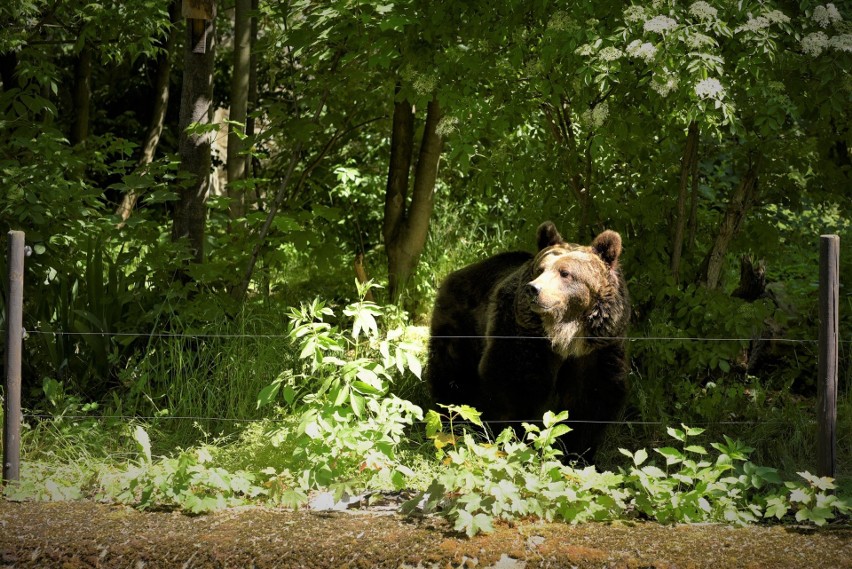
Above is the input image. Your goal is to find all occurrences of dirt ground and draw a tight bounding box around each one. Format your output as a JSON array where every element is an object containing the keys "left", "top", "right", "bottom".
[{"left": 1, "top": 500, "right": 851, "bottom": 569}]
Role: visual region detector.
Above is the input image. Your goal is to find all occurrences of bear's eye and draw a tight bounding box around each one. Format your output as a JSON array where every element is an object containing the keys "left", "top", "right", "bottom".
[{"left": 559, "top": 269, "right": 572, "bottom": 280}]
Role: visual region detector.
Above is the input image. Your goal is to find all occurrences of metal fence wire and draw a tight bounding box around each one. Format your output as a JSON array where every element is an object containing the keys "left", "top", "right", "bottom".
[{"left": 9, "top": 326, "right": 843, "bottom": 427}]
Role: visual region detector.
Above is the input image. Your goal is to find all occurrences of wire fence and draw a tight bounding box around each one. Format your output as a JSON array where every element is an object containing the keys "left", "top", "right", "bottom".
[
  {"left": 18, "top": 412, "right": 803, "bottom": 427},
  {"left": 19, "top": 328, "right": 848, "bottom": 344},
  {"left": 8, "top": 324, "right": 840, "bottom": 429}
]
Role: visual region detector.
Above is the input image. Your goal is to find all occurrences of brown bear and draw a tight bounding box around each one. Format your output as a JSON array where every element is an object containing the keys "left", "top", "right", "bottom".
[{"left": 426, "top": 221, "right": 630, "bottom": 460}]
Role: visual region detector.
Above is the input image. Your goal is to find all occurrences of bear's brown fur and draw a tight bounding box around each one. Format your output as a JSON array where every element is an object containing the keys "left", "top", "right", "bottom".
[{"left": 427, "top": 221, "right": 630, "bottom": 460}]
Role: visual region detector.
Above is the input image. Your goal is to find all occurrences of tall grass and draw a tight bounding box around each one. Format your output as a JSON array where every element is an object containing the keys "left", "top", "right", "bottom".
[{"left": 111, "top": 303, "right": 297, "bottom": 447}]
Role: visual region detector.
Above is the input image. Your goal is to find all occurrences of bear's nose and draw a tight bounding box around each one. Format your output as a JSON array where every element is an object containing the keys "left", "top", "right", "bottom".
[{"left": 525, "top": 283, "right": 541, "bottom": 298}]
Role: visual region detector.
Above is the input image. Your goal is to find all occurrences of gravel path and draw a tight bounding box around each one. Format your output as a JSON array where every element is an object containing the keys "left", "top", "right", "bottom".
[{"left": 1, "top": 500, "right": 851, "bottom": 568}]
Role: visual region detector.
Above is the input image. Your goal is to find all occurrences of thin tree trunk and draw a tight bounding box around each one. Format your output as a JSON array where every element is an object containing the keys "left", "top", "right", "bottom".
[
  {"left": 385, "top": 97, "right": 443, "bottom": 300},
  {"left": 382, "top": 96, "right": 414, "bottom": 249},
  {"left": 226, "top": 0, "right": 252, "bottom": 220},
  {"left": 0, "top": 52, "right": 17, "bottom": 91},
  {"left": 172, "top": 7, "right": 216, "bottom": 264},
  {"left": 116, "top": 0, "right": 179, "bottom": 226},
  {"left": 698, "top": 155, "right": 761, "bottom": 290},
  {"left": 687, "top": 135, "right": 700, "bottom": 252},
  {"left": 542, "top": 97, "right": 598, "bottom": 240},
  {"left": 246, "top": 0, "right": 259, "bottom": 186},
  {"left": 70, "top": 40, "right": 92, "bottom": 148},
  {"left": 670, "top": 121, "right": 699, "bottom": 282},
  {"left": 233, "top": 145, "right": 302, "bottom": 302}
]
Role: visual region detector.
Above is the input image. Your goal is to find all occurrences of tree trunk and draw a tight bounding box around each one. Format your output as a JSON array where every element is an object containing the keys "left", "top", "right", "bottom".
[
  {"left": 687, "top": 134, "right": 700, "bottom": 252},
  {"left": 116, "top": 0, "right": 179, "bottom": 226},
  {"left": 172, "top": 7, "right": 216, "bottom": 264},
  {"left": 0, "top": 51, "right": 17, "bottom": 91},
  {"left": 226, "top": 0, "right": 252, "bottom": 220},
  {"left": 382, "top": 97, "right": 414, "bottom": 250},
  {"left": 246, "top": 0, "right": 259, "bottom": 186},
  {"left": 70, "top": 40, "right": 92, "bottom": 148},
  {"left": 384, "top": 97, "right": 443, "bottom": 301},
  {"left": 670, "top": 121, "right": 699, "bottom": 282},
  {"left": 542, "top": 97, "right": 599, "bottom": 240},
  {"left": 697, "top": 155, "right": 761, "bottom": 290}
]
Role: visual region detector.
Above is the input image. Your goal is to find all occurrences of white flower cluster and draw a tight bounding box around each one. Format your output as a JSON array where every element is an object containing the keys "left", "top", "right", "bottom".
[
  {"left": 802, "top": 31, "right": 829, "bottom": 56},
  {"left": 830, "top": 34, "right": 852, "bottom": 53},
  {"left": 736, "top": 10, "right": 791, "bottom": 33},
  {"left": 548, "top": 11, "right": 571, "bottom": 32},
  {"left": 626, "top": 39, "right": 657, "bottom": 62},
  {"left": 599, "top": 46, "right": 623, "bottom": 62},
  {"left": 695, "top": 77, "right": 725, "bottom": 99},
  {"left": 652, "top": 74, "right": 679, "bottom": 97},
  {"left": 581, "top": 102, "right": 610, "bottom": 130},
  {"left": 689, "top": 1, "right": 717, "bottom": 21},
  {"left": 413, "top": 73, "right": 437, "bottom": 96},
  {"left": 734, "top": 10, "right": 790, "bottom": 33},
  {"left": 644, "top": 15, "right": 678, "bottom": 34},
  {"left": 435, "top": 115, "right": 458, "bottom": 138},
  {"left": 813, "top": 4, "right": 842, "bottom": 28},
  {"left": 766, "top": 10, "right": 791, "bottom": 24},
  {"left": 624, "top": 5, "right": 646, "bottom": 24},
  {"left": 575, "top": 44, "right": 595, "bottom": 57},
  {"left": 737, "top": 15, "right": 771, "bottom": 33}
]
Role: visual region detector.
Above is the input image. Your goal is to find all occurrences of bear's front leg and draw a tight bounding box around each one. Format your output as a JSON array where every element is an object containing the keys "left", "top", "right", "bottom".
[{"left": 477, "top": 337, "right": 561, "bottom": 426}]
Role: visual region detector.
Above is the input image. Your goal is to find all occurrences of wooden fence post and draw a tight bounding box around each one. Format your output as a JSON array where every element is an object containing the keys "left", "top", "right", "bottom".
[
  {"left": 3, "top": 230, "right": 25, "bottom": 482},
  {"left": 817, "top": 234, "right": 839, "bottom": 479}
]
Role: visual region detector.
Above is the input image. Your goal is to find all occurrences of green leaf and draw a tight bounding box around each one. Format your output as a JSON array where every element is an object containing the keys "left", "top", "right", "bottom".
[
  {"left": 256, "top": 382, "right": 281, "bottom": 409},
  {"left": 356, "top": 368, "right": 382, "bottom": 389},
  {"left": 684, "top": 425, "right": 705, "bottom": 437},
  {"left": 278, "top": 489, "right": 309, "bottom": 509},
  {"left": 547, "top": 424, "right": 573, "bottom": 439},
  {"left": 406, "top": 351, "right": 422, "bottom": 379},
  {"left": 655, "top": 447, "right": 684, "bottom": 465},
  {"left": 454, "top": 405, "right": 483, "bottom": 427},
  {"left": 667, "top": 427, "right": 686, "bottom": 442},
  {"left": 798, "top": 471, "right": 836, "bottom": 491},
  {"left": 642, "top": 465, "right": 667, "bottom": 478},
  {"left": 764, "top": 496, "right": 788, "bottom": 520},
  {"left": 350, "top": 392, "right": 365, "bottom": 418},
  {"left": 454, "top": 509, "right": 495, "bottom": 537},
  {"left": 282, "top": 385, "right": 297, "bottom": 406},
  {"left": 352, "top": 380, "right": 383, "bottom": 395},
  {"left": 133, "top": 426, "right": 152, "bottom": 464},
  {"left": 543, "top": 409, "right": 570, "bottom": 427},
  {"left": 634, "top": 448, "right": 649, "bottom": 467},
  {"left": 425, "top": 410, "right": 442, "bottom": 438}
]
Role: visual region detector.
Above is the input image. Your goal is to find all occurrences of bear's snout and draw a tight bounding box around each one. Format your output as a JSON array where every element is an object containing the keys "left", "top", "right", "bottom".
[{"left": 525, "top": 282, "right": 541, "bottom": 299}]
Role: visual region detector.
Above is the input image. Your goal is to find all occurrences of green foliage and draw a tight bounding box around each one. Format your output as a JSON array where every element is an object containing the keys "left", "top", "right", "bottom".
[
  {"left": 113, "top": 438, "right": 266, "bottom": 514},
  {"left": 408, "top": 414, "right": 850, "bottom": 536},
  {"left": 5, "top": 327, "right": 849, "bottom": 535},
  {"left": 409, "top": 406, "right": 628, "bottom": 537},
  {"left": 257, "top": 287, "right": 424, "bottom": 499}
]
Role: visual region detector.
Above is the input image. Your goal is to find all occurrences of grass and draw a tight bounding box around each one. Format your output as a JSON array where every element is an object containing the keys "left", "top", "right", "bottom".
[{"left": 107, "top": 302, "right": 297, "bottom": 449}]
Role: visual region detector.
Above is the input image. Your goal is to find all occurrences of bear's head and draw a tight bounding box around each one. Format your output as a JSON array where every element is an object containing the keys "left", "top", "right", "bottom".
[{"left": 522, "top": 222, "right": 623, "bottom": 357}]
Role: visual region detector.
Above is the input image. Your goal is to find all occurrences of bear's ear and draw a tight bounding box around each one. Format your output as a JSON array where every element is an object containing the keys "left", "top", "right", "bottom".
[
  {"left": 591, "top": 230, "right": 622, "bottom": 267},
  {"left": 536, "top": 221, "right": 564, "bottom": 250}
]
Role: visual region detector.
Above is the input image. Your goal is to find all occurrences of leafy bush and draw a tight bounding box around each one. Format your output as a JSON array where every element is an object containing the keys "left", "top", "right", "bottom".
[
  {"left": 256, "top": 286, "right": 425, "bottom": 500},
  {"left": 406, "top": 408, "right": 851, "bottom": 536},
  {"left": 111, "top": 427, "right": 266, "bottom": 514}
]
